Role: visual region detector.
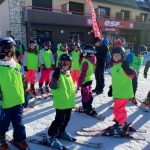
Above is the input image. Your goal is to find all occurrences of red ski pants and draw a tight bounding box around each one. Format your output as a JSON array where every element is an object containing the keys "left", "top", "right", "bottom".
[
  {"left": 113, "top": 99, "right": 128, "bottom": 125},
  {"left": 25, "top": 70, "right": 36, "bottom": 84},
  {"left": 39, "top": 68, "right": 52, "bottom": 84}
]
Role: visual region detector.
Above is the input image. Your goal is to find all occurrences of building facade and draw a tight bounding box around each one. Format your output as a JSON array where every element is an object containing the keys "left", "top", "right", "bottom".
[{"left": 0, "top": 0, "right": 150, "bottom": 49}]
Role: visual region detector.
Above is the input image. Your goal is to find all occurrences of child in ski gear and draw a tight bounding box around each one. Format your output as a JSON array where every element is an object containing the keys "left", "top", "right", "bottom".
[
  {"left": 23, "top": 40, "right": 39, "bottom": 95},
  {"left": 105, "top": 46, "right": 136, "bottom": 136},
  {"left": 47, "top": 54, "right": 75, "bottom": 149},
  {"left": 0, "top": 39, "right": 29, "bottom": 150},
  {"left": 77, "top": 44, "right": 97, "bottom": 116},
  {"left": 126, "top": 45, "right": 147, "bottom": 104},
  {"left": 39, "top": 42, "right": 54, "bottom": 94},
  {"left": 143, "top": 60, "right": 150, "bottom": 105},
  {"left": 56, "top": 43, "right": 68, "bottom": 66},
  {"left": 71, "top": 42, "right": 81, "bottom": 87},
  {"left": 93, "top": 38, "right": 109, "bottom": 95}
]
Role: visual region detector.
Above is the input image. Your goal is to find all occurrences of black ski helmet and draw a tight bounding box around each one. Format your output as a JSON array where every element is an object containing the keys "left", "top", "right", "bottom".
[
  {"left": 111, "top": 46, "right": 125, "bottom": 59},
  {"left": 43, "top": 41, "right": 51, "bottom": 50},
  {"left": 0, "top": 39, "right": 15, "bottom": 60},
  {"left": 29, "top": 40, "right": 36, "bottom": 45},
  {"left": 59, "top": 54, "right": 72, "bottom": 69}
]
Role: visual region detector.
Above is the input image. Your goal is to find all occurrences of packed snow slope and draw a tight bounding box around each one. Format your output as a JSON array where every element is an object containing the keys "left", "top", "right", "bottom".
[{"left": 8, "top": 53, "right": 150, "bottom": 150}]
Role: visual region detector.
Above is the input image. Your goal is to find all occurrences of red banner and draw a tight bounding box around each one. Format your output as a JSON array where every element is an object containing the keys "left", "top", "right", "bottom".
[
  {"left": 86, "top": 0, "right": 102, "bottom": 39},
  {"left": 86, "top": 18, "right": 134, "bottom": 29}
]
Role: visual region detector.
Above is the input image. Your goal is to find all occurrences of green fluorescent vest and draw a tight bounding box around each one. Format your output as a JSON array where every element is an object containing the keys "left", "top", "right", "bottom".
[
  {"left": 27, "top": 52, "right": 38, "bottom": 70},
  {"left": 131, "top": 54, "right": 143, "bottom": 75},
  {"left": 72, "top": 51, "right": 80, "bottom": 70},
  {"left": 51, "top": 74, "right": 75, "bottom": 109},
  {"left": 0, "top": 64, "right": 25, "bottom": 109},
  {"left": 111, "top": 64, "right": 134, "bottom": 99},
  {"left": 41, "top": 49, "right": 52, "bottom": 68},
  {"left": 81, "top": 58, "right": 94, "bottom": 84}
]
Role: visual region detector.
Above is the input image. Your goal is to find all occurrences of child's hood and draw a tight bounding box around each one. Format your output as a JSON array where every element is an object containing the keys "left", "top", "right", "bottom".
[{"left": 0, "top": 58, "right": 17, "bottom": 68}]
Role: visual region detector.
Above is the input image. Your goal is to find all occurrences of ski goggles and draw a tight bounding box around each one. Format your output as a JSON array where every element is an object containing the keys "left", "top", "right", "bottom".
[
  {"left": 82, "top": 49, "right": 96, "bottom": 54},
  {"left": 139, "top": 51, "right": 148, "bottom": 55}
]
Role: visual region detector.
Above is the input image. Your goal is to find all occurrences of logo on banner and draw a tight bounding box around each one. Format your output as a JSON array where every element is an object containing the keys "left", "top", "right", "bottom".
[
  {"left": 104, "top": 21, "right": 120, "bottom": 27},
  {"left": 87, "top": 18, "right": 93, "bottom": 26},
  {"left": 130, "top": 23, "right": 134, "bottom": 28}
]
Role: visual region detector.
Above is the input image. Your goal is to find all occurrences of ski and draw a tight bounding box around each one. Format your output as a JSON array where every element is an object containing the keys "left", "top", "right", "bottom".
[
  {"left": 82, "top": 126, "right": 146, "bottom": 133},
  {"left": 28, "top": 138, "right": 74, "bottom": 150},
  {"left": 43, "top": 87, "right": 53, "bottom": 98},
  {"left": 129, "top": 100, "right": 149, "bottom": 113},
  {"left": 6, "top": 135, "right": 30, "bottom": 150},
  {"left": 76, "top": 130, "right": 145, "bottom": 141},
  {"left": 73, "top": 106, "right": 106, "bottom": 121},
  {"left": 37, "top": 133, "right": 102, "bottom": 149},
  {"left": 136, "top": 98, "right": 150, "bottom": 109},
  {"left": 35, "top": 89, "right": 50, "bottom": 100}
]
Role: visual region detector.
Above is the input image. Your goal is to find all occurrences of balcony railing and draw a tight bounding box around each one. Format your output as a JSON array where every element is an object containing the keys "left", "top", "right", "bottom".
[
  {"left": 26, "top": 5, "right": 91, "bottom": 16},
  {"left": 24, "top": 5, "right": 150, "bottom": 23}
]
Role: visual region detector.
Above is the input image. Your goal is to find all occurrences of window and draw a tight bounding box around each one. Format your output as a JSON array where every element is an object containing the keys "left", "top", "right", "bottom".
[
  {"left": 140, "top": 13, "right": 148, "bottom": 21},
  {"left": 32, "top": 0, "right": 52, "bottom": 10},
  {"left": 69, "top": 2, "right": 84, "bottom": 15},
  {"left": 70, "top": 33, "right": 84, "bottom": 42},
  {"left": 98, "top": 6, "right": 110, "bottom": 18},
  {"left": 31, "top": 30, "right": 52, "bottom": 44},
  {"left": 121, "top": 10, "right": 130, "bottom": 20}
]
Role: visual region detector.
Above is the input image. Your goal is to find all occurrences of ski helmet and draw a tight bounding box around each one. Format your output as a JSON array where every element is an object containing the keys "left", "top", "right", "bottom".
[
  {"left": 59, "top": 54, "right": 72, "bottom": 70},
  {"left": 43, "top": 41, "right": 51, "bottom": 50},
  {"left": 0, "top": 39, "right": 15, "bottom": 60},
  {"left": 137, "top": 45, "right": 147, "bottom": 55},
  {"left": 4, "top": 37, "right": 16, "bottom": 45},
  {"left": 101, "top": 39, "right": 109, "bottom": 46},
  {"left": 111, "top": 46, "right": 125, "bottom": 59},
  {"left": 81, "top": 44, "right": 96, "bottom": 55},
  {"left": 29, "top": 40, "right": 36, "bottom": 45}
]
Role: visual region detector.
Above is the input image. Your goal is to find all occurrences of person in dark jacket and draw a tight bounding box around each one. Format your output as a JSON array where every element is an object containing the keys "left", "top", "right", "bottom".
[
  {"left": 93, "top": 37, "right": 109, "bottom": 94},
  {"left": 143, "top": 60, "right": 150, "bottom": 104}
]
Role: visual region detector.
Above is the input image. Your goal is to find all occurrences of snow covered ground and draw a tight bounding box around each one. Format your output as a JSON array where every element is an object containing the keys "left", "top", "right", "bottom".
[{"left": 8, "top": 53, "right": 150, "bottom": 150}]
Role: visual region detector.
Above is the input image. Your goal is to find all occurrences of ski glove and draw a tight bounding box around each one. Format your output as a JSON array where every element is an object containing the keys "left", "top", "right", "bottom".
[
  {"left": 108, "top": 85, "right": 112, "bottom": 97},
  {"left": 38, "top": 67, "right": 41, "bottom": 73},
  {"left": 24, "top": 66, "right": 28, "bottom": 72},
  {"left": 53, "top": 67, "right": 61, "bottom": 80}
]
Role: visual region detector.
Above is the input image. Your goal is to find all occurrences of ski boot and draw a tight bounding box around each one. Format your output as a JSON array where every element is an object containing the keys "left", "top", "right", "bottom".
[
  {"left": 45, "top": 82, "right": 50, "bottom": 93},
  {"left": 39, "top": 87, "right": 44, "bottom": 94},
  {"left": 124, "top": 122, "right": 137, "bottom": 132},
  {"left": 42, "top": 135, "right": 67, "bottom": 150},
  {"left": 104, "top": 123, "right": 129, "bottom": 137},
  {"left": 143, "top": 91, "right": 150, "bottom": 106},
  {"left": 58, "top": 132, "right": 76, "bottom": 141},
  {"left": 0, "top": 135, "right": 9, "bottom": 150},
  {"left": 85, "top": 108, "right": 98, "bottom": 117},
  {"left": 13, "top": 140, "right": 29, "bottom": 150}
]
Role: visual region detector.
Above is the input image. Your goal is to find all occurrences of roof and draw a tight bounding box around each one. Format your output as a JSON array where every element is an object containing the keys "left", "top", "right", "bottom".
[{"left": 92, "top": 0, "right": 150, "bottom": 11}]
